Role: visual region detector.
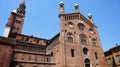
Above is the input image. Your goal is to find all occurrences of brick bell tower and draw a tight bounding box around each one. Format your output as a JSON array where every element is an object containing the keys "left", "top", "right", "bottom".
[
  {"left": 0, "top": 1, "right": 25, "bottom": 67},
  {"left": 3, "top": 0, "right": 26, "bottom": 38},
  {"left": 58, "top": 1, "right": 107, "bottom": 67}
]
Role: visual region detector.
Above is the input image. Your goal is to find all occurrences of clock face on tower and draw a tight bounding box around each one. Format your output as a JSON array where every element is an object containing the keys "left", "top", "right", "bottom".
[{"left": 68, "top": 22, "right": 74, "bottom": 28}]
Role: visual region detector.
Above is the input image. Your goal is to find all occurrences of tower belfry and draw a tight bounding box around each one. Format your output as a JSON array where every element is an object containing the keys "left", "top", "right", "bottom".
[
  {"left": 17, "top": 0, "right": 26, "bottom": 15},
  {"left": 2, "top": 0, "right": 26, "bottom": 38}
]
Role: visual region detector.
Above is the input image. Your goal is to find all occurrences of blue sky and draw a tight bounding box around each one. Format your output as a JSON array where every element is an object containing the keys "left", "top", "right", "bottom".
[{"left": 0, "top": 0, "right": 120, "bottom": 51}]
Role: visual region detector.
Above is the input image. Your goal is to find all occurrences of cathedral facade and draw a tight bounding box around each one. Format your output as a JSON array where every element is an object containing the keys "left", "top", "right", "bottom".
[{"left": 0, "top": 1, "right": 107, "bottom": 67}]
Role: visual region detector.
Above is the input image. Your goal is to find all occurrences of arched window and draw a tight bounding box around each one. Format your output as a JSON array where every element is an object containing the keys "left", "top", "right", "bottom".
[
  {"left": 71, "top": 49, "right": 75, "bottom": 57},
  {"left": 118, "top": 56, "right": 120, "bottom": 62},
  {"left": 35, "top": 56, "right": 37, "bottom": 61},
  {"left": 95, "top": 52, "right": 98, "bottom": 59},
  {"left": 92, "top": 42, "right": 96, "bottom": 47},
  {"left": 83, "top": 47, "right": 88, "bottom": 55},
  {"left": 19, "top": 65, "right": 24, "bottom": 67},
  {"left": 79, "top": 34, "right": 87, "bottom": 45},
  {"left": 85, "top": 58, "right": 90, "bottom": 67},
  {"left": 78, "top": 23, "right": 85, "bottom": 32},
  {"left": 68, "top": 37, "right": 73, "bottom": 42},
  {"left": 51, "top": 52, "right": 53, "bottom": 57},
  {"left": 67, "top": 33, "right": 74, "bottom": 42},
  {"left": 28, "top": 56, "right": 31, "bottom": 60}
]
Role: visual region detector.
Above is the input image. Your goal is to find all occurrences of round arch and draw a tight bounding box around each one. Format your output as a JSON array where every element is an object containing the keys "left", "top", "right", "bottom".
[
  {"left": 67, "top": 32, "right": 74, "bottom": 42},
  {"left": 84, "top": 58, "right": 90, "bottom": 67},
  {"left": 19, "top": 65, "right": 24, "bottom": 67},
  {"left": 78, "top": 23, "right": 86, "bottom": 32},
  {"left": 79, "top": 34, "right": 88, "bottom": 45}
]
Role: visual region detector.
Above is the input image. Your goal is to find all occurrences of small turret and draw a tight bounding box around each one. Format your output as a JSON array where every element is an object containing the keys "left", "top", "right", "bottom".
[
  {"left": 88, "top": 13, "right": 94, "bottom": 24},
  {"left": 74, "top": 3, "right": 80, "bottom": 13},
  {"left": 59, "top": 1, "right": 64, "bottom": 14}
]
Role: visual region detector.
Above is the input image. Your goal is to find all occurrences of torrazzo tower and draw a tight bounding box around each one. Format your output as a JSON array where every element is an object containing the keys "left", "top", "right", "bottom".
[{"left": 0, "top": 1, "right": 107, "bottom": 67}]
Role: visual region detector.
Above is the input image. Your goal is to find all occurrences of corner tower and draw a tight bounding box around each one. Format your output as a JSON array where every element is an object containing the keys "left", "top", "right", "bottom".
[{"left": 3, "top": 0, "right": 26, "bottom": 38}]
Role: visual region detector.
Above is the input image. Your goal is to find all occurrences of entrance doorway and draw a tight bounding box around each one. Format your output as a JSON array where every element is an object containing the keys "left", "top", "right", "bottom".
[{"left": 85, "top": 58, "right": 90, "bottom": 67}]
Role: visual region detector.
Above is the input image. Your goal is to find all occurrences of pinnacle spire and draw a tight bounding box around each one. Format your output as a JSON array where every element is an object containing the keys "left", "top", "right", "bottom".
[
  {"left": 59, "top": 1, "right": 64, "bottom": 7},
  {"left": 16, "top": 0, "right": 26, "bottom": 15},
  {"left": 18, "top": 0, "right": 26, "bottom": 10},
  {"left": 22, "top": 0, "right": 25, "bottom": 5},
  {"left": 59, "top": 1, "right": 64, "bottom": 14},
  {"left": 74, "top": 3, "right": 79, "bottom": 13},
  {"left": 60, "top": 1, "right": 64, "bottom": 4},
  {"left": 88, "top": 13, "right": 94, "bottom": 24}
]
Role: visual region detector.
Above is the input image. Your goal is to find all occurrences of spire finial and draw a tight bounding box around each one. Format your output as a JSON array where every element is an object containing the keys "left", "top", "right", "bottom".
[
  {"left": 23, "top": 0, "right": 25, "bottom": 4},
  {"left": 59, "top": 1, "right": 64, "bottom": 14},
  {"left": 19, "top": 0, "right": 26, "bottom": 9},
  {"left": 88, "top": 13, "right": 92, "bottom": 19},
  {"left": 88, "top": 13, "right": 94, "bottom": 24},
  {"left": 59, "top": 1, "right": 64, "bottom": 7},
  {"left": 60, "top": 1, "right": 64, "bottom": 4},
  {"left": 74, "top": 3, "right": 79, "bottom": 13},
  {"left": 75, "top": 3, "right": 78, "bottom": 6},
  {"left": 74, "top": 3, "right": 79, "bottom": 8}
]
